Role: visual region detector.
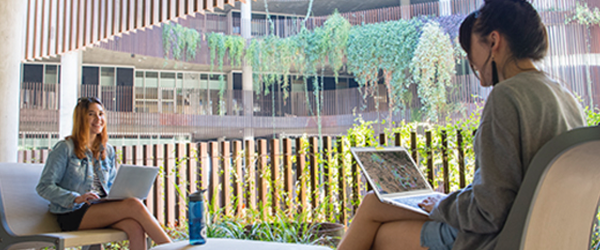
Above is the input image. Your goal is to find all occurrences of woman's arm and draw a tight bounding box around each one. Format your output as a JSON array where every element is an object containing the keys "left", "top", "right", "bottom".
[{"left": 36, "top": 141, "right": 82, "bottom": 209}]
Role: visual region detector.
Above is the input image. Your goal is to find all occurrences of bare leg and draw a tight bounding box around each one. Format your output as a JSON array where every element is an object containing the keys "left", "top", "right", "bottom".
[
  {"left": 79, "top": 198, "right": 171, "bottom": 245},
  {"left": 110, "top": 219, "right": 146, "bottom": 250},
  {"left": 337, "top": 192, "right": 430, "bottom": 250}
]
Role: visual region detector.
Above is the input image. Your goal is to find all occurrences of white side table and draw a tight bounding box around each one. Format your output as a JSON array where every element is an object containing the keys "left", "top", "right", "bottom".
[{"left": 150, "top": 238, "right": 332, "bottom": 250}]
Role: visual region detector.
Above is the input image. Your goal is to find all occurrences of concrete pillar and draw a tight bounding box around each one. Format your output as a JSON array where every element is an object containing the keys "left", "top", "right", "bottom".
[
  {"left": 0, "top": 0, "right": 27, "bottom": 162},
  {"left": 59, "top": 51, "right": 82, "bottom": 139},
  {"left": 226, "top": 71, "right": 234, "bottom": 115},
  {"left": 241, "top": 0, "right": 254, "bottom": 140}
]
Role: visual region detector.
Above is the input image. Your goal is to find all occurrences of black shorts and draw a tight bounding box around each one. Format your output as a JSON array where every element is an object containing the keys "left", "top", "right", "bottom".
[{"left": 55, "top": 204, "right": 90, "bottom": 231}]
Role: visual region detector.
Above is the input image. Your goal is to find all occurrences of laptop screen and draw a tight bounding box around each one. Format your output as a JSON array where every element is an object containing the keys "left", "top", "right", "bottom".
[{"left": 353, "top": 148, "right": 430, "bottom": 194}]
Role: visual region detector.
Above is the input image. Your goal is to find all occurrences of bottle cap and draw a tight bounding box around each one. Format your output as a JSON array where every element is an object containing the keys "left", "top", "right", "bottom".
[{"left": 189, "top": 189, "right": 207, "bottom": 202}]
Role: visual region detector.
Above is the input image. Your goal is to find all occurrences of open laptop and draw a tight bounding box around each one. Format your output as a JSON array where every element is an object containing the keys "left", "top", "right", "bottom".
[
  {"left": 350, "top": 146, "right": 444, "bottom": 215},
  {"left": 91, "top": 164, "right": 159, "bottom": 203}
]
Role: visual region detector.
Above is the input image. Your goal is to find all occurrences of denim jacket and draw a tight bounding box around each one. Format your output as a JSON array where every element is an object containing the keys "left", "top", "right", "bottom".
[{"left": 36, "top": 139, "right": 117, "bottom": 214}]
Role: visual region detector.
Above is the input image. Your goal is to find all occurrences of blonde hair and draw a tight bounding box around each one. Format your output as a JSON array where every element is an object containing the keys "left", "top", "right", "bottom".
[{"left": 66, "top": 97, "right": 108, "bottom": 160}]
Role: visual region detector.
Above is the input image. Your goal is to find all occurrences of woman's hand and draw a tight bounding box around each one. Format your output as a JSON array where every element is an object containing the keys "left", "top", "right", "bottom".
[
  {"left": 418, "top": 194, "right": 446, "bottom": 213},
  {"left": 74, "top": 192, "right": 100, "bottom": 205}
]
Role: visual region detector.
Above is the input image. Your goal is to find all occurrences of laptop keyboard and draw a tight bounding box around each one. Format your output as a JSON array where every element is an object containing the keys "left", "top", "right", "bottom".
[{"left": 390, "top": 193, "right": 445, "bottom": 210}]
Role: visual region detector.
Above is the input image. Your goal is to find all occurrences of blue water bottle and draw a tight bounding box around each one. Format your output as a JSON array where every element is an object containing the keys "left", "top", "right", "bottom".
[{"left": 188, "top": 189, "right": 207, "bottom": 245}]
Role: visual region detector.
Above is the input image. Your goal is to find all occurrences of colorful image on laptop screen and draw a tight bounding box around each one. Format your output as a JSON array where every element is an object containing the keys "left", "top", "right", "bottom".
[{"left": 354, "top": 150, "right": 429, "bottom": 194}]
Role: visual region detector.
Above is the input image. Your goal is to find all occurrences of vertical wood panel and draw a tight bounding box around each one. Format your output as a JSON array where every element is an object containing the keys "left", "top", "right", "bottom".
[
  {"left": 153, "top": 0, "right": 159, "bottom": 24},
  {"left": 257, "top": 139, "right": 268, "bottom": 219},
  {"left": 322, "top": 136, "right": 334, "bottom": 221},
  {"left": 105, "top": 0, "right": 113, "bottom": 40},
  {"left": 129, "top": 0, "right": 136, "bottom": 31},
  {"left": 178, "top": 0, "right": 185, "bottom": 17},
  {"left": 337, "top": 138, "right": 347, "bottom": 226},
  {"left": 49, "top": 0, "right": 58, "bottom": 56},
  {"left": 161, "top": 0, "right": 167, "bottom": 22},
  {"left": 164, "top": 144, "right": 176, "bottom": 227},
  {"left": 198, "top": 142, "right": 209, "bottom": 203},
  {"left": 41, "top": 0, "right": 50, "bottom": 58},
  {"left": 145, "top": 0, "right": 151, "bottom": 27},
  {"left": 221, "top": 141, "right": 231, "bottom": 216},
  {"left": 245, "top": 140, "right": 256, "bottom": 210},
  {"left": 123, "top": 145, "right": 133, "bottom": 164},
  {"left": 441, "top": 131, "right": 449, "bottom": 193},
  {"left": 113, "top": 0, "right": 121, "bottom": 34},
  {"left": 379, "top": 133, "right": 387, "bottom": 146},
  {"left": 170, "top": 0, "right": 176, "bottom": 20},
  {"left": 188, "top": 143, "right": 198, "bottom": 193},
  {"left": 426, "top": 131, "right": 434, "bottom": 187},
  {"left": 152, "top": 144, "right": 164, "bottom": 225},
  {"left": 295, "top": 138, "right": 307, "bottom": 215},
  {"left": 137, "top": 0, "right": 144, "bottom": 29},
  {"left": 395, "top": 132, "right": 401, "bottom": 146},
  {"left": 25, "top": 0, "right": 34, "bottom": 59},
  {"left": 120, "top": 0, "right": 128, "bottom": 33},
  {"left": 457, "top": 131, "right": 466, "bottom": 188},
  {"left": 92, "top": 0, "right": 99, "bottom": 42},
  {"left": 34, "top": 0, "right": 43, "bottom": 58},
  {"left": 214, "top": 0, "right": 224, "bottom": 9},
  {"left": 143, "top": 145, "right": 154, "bottom": 215},
  {"left": 176, "top": 143, "right": 187, "bottom": 225},
  {"left": 209, "top": 142, "right": 220, "bottom": 211},
  {"left": 85, "top": 0, "right": 92, "bottom": 45},
  {"left": 283, "top": 138, "right": 293, "bottom": 217},
  {"left": 204, "top": 0, "right": 214, "bottom": 12},
  {"left": 410, "top": 131, "right": 418, "bottom": 163},
  {"left": 232, "top": 141, "right": 243, "bottom": 215},
  {"left": 351, "top": 137, "right": 361, "bottom": 212},
  {"left": 270, "top": 138, "right": 280, "bottom": 213},
  {"left": 309, "top": 136, "right": 319, "bottom": 219}
]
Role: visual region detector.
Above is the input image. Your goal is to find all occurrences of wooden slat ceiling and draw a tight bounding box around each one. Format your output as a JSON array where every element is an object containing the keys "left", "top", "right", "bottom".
[{"left": 24, "top": 0, "right": 247, "bottom": 61}]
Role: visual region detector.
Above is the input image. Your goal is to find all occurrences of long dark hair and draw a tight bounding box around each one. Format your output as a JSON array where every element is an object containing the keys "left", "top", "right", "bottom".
[
  {"left": 459, "top": 0, "right": 548, "bottom": 63},
  {"left": 66, "top": 97, "right": 108, "bottom": 160}
]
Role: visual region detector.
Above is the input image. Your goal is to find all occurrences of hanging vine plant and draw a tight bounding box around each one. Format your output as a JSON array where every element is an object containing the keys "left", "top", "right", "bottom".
[
  {"left": 161, "top": 22, "right": 201, "bottom": 61},
  {"left": 207, "top": 32, "right": 227, "bottom": 72},
  {"left": 411, "top": 21, "right": 456, "bottom": 122},
  {"left": 346, "top": 18, "right": 423, "bottom": 117},
  {"left": 225, "top": 35, "right": 246, "bottom": 67},
  {"left": 321, "top": 11, "right": 351, "bottom": 83}
]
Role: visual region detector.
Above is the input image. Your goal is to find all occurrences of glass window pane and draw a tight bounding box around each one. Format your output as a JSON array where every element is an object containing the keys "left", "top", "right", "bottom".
[
  {"left": 145, "top": 72, "right": 158, "bottom": 88},
  {"left": 160, "top": 72, "right": 176, "bottom": 88},
  {"left": 135, "top": 71, "right": 144, "bottom": 87},
  {"left": 100, "top": 67, "right": 115, "bottom": 86},
  {"left": 44, "top": 65, "right": 58, "bottom": 84},
  {"left": 208, "top": 74, "right": 225, "bottom": 90}
]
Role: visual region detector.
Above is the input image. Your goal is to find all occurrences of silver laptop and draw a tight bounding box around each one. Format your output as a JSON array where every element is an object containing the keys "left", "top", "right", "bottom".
[
  {"left": 350, "top": 146, "right": 444, "bottom": 216},
  {"left": 91, "top": 164, "right": 159, "bottom": 203}
]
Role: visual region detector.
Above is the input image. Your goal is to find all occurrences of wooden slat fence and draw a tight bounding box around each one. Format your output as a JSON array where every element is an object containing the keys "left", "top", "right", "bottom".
[{"left": 18, "top": 129, "right": 474, "bottom": 227}]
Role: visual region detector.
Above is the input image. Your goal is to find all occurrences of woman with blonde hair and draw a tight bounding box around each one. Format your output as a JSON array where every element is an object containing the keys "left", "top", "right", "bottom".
[{"left": 37, "top": 97, "right": 172, "bottom": 250}]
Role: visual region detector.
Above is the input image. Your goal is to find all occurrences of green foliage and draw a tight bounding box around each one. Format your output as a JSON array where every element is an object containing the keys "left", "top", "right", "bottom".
[
  {"left": 566, "top": 2, "right": 600, "bottom": 26},
  {"left": 225, "top": 35, "right": 246, "bottom": 68},
  {"left": 162, "top": 22, "right": 201, "bottom": 61},
  {"left": 346, "top": 19, "right": 422, "bottom": 114},
  {"left": 411, "top": 21, "right": 457, "bottom": 122},
  {"left": 586, "top": 107, "right": 600, "bottom": 126},
  {"left": 322, "top": 11, "right": 351, "bottom": 83},
  {"left": 207, "top": 32, "right": 227, "bottom": 72}
]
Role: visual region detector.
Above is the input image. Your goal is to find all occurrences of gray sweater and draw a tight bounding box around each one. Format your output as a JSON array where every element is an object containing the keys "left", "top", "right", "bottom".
[{"left": 429, "top": 71, "right": 586, "bottom": 250}]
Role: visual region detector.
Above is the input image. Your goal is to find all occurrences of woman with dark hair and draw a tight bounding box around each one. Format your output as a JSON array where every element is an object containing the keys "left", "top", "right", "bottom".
[
  {"left": 337, "top": 0, "right": 586, "bottom": 249},
  {"left": 37, "top": 97, "right": 172, "bottom": 250}
]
